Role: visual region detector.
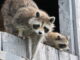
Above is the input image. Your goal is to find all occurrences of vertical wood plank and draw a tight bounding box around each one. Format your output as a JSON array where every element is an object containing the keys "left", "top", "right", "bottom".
[
  {"left": 70, "top": 54, "right": 78, "bottom": 60},
  {"left": 0, "top": 51, "right": 28, "bottom": 60},
  {"left": 28, "top": 38, "right": 32, "bottom": 59},
  {"left": 59, "top": 51, "right": 70, "bottom": 60},
  {"left": 0, "top": 32, "right": 1, "bottom": 51},
  {"left": 74, "top": 0, "right": 80, "bottom": 59},
  {"left": 2, "top": 32, "right": 28, "bottom": 58},
  {"left": 33, "top": 43, "right": 59, "bottom": 60},
  {"left": 59, "top": 0, "right": 75, "bottom": 54},
  {"left": 45, "top": 45, "right": 59, "bottom": 60},
  {"left": 71, "top": 0, "right": 78, "bottom": 56},
  {"left": 33, "top": 43, "right": 47, "bottom": 60}
]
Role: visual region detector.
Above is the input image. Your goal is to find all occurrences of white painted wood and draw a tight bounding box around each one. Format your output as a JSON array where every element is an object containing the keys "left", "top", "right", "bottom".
[
  {"left": 71, "top": 0, "right": 79, "bottom": 56},
  {"left": 2, "top": 32, "right": 28, "bottom": 58},
  {"left": 74, "top": 0, "right": 80, "bottom": 59},
  {"left": 33, "top": 42, "right": 78, "bottom": 60},
  {"left": 0, "top": 32, "right": 78, "bottom": 60},
  {"left": 28, "top": 38, "right": 32, "bottom": 60},
  {"left": 0, "top": 32, "right": 1, "bottom": 51},
  {"left": 70, "top": 54, "right": 78, "bottom": 60},
  {"left": 59, "top": 51, "right": 70, "bottom": 60},
  {"left": 45, "top": 45, "right": 59, "bottom": 60},
  {"left": 59, "top": 0, "right": 75, "bottom": 54},
  {"left": 0, "top": 51, "right": 27, "bottom": 60},
  {"left": 33, "top": 43, "right": 59, "bottom": 60}
]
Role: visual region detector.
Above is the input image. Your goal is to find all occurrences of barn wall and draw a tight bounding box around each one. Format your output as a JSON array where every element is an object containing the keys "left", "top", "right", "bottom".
[
  {"left": 74, "top": 0, "right": 80, "bottom": 59},
  {"left": 59, "top": 0, "right": 75, "bottom": 54},
  {"left": 0, "top": 32, "right": 78, "bottom": 60}
]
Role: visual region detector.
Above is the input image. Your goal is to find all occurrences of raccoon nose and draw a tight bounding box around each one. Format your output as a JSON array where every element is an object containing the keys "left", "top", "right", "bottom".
[
  {"left": 38, "top": 31, "right": 42, "bottom": 34},
  {"left": 59, "top": 44, "right": 67, "bottom": 48}
]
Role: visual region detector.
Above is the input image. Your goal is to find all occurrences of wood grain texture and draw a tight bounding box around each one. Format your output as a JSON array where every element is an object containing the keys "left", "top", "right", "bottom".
[
  {"left": 0, "top": 51, "right": 27, "bottom": 60},
  {"left": 70, "top": 54, "right": 78, "bottom": 60},
  {"left": 0, "top": 32, "right": 78, "bottom": 60},
  {"left": 1, "top": 32, "right": 28, "bottom": 58},
  {"left": 33, "top": 43, "right": 78, "bottom": 60},
  {"left": 74, "top": 0, "right": 80, "bottom": 59},
  {"left": 33, "top": 43, "right": 59, "bottom": 60},
  {"left": 0, "top": 32, "right": 1, "bottom": 51},
  {"left": 59, "top": 0, "right": 75, "bottom": 54},
  {"left": 59, "top": 51, "right": 70, "bottom": 60}
]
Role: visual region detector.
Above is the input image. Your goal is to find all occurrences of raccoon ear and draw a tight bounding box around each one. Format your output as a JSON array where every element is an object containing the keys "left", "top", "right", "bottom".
[
  {"left": 36, "top": 12, "right": 40, "bottom": 17},
  {"left": 56, "top": 35, "right": 61, "bottom": 40},
  {"left": 49, "top": 16, "right": 55, "bottom": 23}
]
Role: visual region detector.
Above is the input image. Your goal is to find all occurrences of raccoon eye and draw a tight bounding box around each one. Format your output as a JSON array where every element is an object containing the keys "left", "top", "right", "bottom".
[
  {"left": 58, "top": 44, "right": 67, "bottom": 48},
  {"left": 44, "top": 27, "right": 49, "bottom": 33},
  {"left": 33, "top": 24, "right": 40, "bottom": 29}
]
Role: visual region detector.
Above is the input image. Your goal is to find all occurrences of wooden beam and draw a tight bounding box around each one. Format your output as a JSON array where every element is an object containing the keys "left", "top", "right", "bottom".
[
  {"left": 59, "top": 0, "right": 75, "bottom": 54},
  {"left": 74, "top": 0, "right": 80, "bottom": 59},
  {"left": 33, "top": 43, "right": 59, "bottom": 60},
  {"left": 1, "top": 32, "right": 28, "bottom": 59},
  {"left": 70, "top": 54, "right": 78, "bottom": 60},
  {"left": 0, "top": 51, "right": 28, "bottom": 60},
  {"left": 0, "top": 32, "right": 1, "bottom": 51},
  {"left": 59, "top": 51, "right": 70, "bottom": 60}
]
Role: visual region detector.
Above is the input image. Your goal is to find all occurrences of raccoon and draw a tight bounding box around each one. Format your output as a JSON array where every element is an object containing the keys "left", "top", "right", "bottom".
[
  {"left": 12, "top": 7, "right": 55, "bottom": 58},
  {"left": 1, "top": 0, "right": 55, "bottom": 58},
  {"left": 12, "top": 7, "right": 55, "bottom": 37},
  {"left": 43, "top": 32, "right": 69, "bottom": 51},
  {"left": 1, "top": 0, "right": 55, "bottom": 36}
]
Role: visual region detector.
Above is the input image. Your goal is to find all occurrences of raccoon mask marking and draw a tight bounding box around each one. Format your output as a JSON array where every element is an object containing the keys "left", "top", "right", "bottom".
[
  {"left": 29, "top": 12, "right": 55, "bottom": 35},
  {"left": 43, "top": 32, "right": 69, "bottom": 51}
]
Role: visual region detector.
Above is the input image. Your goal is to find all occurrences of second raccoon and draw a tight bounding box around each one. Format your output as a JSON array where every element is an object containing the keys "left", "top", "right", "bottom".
[{"left": 43, "top": 32, "right": 69, "bottom": 51}]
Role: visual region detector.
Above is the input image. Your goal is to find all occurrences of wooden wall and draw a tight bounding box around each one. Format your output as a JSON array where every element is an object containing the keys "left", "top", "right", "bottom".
[
  {"left": 0, "top": 32, "right": 78, "bottom": 60},
  {"left": 33, "top": 43, "right": 78, "bottom": 60},
  {"left": 59, "top": 0, "right": 75, "bottom": 54},
  {"left": 74, "top": 0, "right": 80, "bottom": 59}
]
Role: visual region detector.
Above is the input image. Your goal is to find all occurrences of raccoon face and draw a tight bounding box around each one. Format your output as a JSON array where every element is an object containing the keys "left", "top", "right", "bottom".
[
  {"left": 44, "top": 32, "right": 69, "bottom": 51},
  {"left": 29, "top": 12, "right": 55, "bottom": 35},
  {"left": 54, "top": 35, "right": 69, "bottom": 51}
]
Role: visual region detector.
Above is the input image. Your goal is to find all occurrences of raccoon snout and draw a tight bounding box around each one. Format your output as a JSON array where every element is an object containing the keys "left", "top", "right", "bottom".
[
  {"left": 38, "top": 31, "right": 42, "bottom": 34},
  {"left": 59, "top": 44, "right": 67, "bottom": 48}
]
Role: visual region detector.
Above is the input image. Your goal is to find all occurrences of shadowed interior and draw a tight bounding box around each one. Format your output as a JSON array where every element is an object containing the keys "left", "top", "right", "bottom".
[
  {"left": 33, "top": 0, "right": 59, "bottom": 32},
  {"left": 0, "top": 0, "right": 5, "bottom": 31}
]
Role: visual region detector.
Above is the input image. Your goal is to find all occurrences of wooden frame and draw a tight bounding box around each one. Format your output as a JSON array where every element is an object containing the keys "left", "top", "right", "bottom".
[
  {"left": 59, "top": 0, "right": 76, "bottom": 54},
  {"left": 73, "top": 0, "right": 80, "bottom": 59},
  {"left": 59, "top": 0, "right": 80, "bottom": 60},
  {"left": 0, "top": 32, "right": 78, "bottom": 60}
]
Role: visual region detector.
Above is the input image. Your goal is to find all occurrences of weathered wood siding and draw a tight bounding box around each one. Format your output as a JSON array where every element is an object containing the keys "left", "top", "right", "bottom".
[
  {"left": 0, "top": 32, "right": 29, "bottom": 59},
  {"left": 0, "top": 51, "right": 27, "bottom": 60},
  {"left": 33, "top": 43, "right": 78, "bottom": 60},
  {"left": 59, "top": 0, "right": 75, "bottom": 54},
  {"left": 0, "top": 32, "right": 79, "bottom": 60},
  {"left": 74, "top": 0, "right": 80, "bottom": 59},
  {"left": 2, "top": 32, "right": 27, "bottom": 58},
  {"left": 0, "top": 32, "right": 1, "bottom": 51}
]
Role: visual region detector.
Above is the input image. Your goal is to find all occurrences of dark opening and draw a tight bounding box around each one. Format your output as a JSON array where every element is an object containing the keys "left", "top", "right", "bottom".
[
  {"left": 34, "top": 0, "right": 60, "bottom": 32},
  {"left": 0, "top": 0, "right": 5, "bottom": 31}
]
